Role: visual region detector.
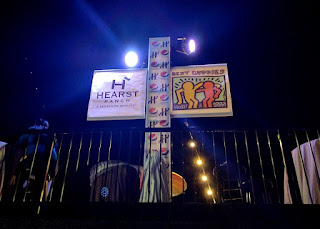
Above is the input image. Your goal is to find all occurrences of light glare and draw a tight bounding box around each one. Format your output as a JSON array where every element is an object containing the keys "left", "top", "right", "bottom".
[
  {"left": 201, "top": 175, "right": 208, "bottom": 181},
  {"left": 189, "top": 141, "right": 196, "bottom": 148},
  {"left": 196, "top": 159, "right": 202, "bottom": 165},
  {"left": 188, "top": 39, "right": 196, "bottom": 53},
  {"left": 125, "top": 51, "right": 138, "bottom": 67},
  {"left": 207, "top": 189, "right": 213, "bottom": 195}
]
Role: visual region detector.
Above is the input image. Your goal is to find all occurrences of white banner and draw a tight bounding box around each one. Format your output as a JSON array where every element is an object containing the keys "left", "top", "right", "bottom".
[
  {"left": 140, "top": 132, "right": 171, "bottom": 202},
  {"left": 87, "top": 69, "right": 147, "bottom": 120},
  {"left": 145, "top": 37, "right": 171, "bottom": 128},
  {"left": 170, "top": 64, "right": 233, "bottom": 118}
]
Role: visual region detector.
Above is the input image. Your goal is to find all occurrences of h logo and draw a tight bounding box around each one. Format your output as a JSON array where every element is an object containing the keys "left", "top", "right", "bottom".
[
  {"left": 159, "top": 108, "right": 170, "bottom": 117},
  {"left": 160, "top": 134, "right": 170, "bottom": 144},
  {"left": 160, "top": 62, "right": 170, "bottom": 69},
  {"left": 112, "top": 80, "right": 125, "bottom": 89},
  {"left": 148, "top": 121, "right": 158, "bottom": 128},
  {"left": 150, "top": 51, "right": 159, "bottom": 59},
  {"left": 148, "top": 96, "right": 158, "bottom": 104},
  {"left": 160, "top": 84, "right": 170, "bottom": 92},
  {"left": 161, "top": 41, "right": 170, "bottom": 48},
  {"left": 149, "top": 73, "right": 158, "bottom": 80}
]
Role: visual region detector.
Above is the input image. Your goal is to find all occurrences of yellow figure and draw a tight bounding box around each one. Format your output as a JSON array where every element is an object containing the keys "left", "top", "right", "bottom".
[{"left": 176, "top": 81, "right": 203, "bottom": 109}]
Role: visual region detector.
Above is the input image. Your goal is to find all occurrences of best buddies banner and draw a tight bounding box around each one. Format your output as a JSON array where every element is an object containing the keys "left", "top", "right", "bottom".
[
  {"left": 87, "top": 69, "right": 147, "bottom": 120},
  {"left": 170, "top": 64, "right": 233, "bottom": 118}
]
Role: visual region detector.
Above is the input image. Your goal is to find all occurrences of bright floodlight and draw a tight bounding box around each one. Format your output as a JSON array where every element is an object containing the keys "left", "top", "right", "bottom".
[
  {"left": 125, "top": 51, "right": 138, "bottom": 67},
  {"left": 176, "top": 37, "right": 196, "bottom": 55},
  {"left": 188, "top": 39, "right": 196, "bottom": 53}
]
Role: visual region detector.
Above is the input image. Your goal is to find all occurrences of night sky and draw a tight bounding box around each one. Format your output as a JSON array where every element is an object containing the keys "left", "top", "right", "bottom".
[{"left": 0, "top": 0, "right": 318, "bottom": 135}]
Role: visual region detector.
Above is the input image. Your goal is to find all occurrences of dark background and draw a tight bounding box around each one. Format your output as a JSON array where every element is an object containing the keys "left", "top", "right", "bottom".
[{"left": 0, "top": 0, "right": 318, "bottom": 135}]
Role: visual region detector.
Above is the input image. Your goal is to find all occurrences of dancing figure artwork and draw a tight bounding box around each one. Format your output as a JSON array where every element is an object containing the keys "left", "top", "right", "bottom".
[
  {"left": 173, "top": 77, "right": 225, "bottom": 110},
  {"left": 176, "top": 81, "right": 204, "bottom": 109},
  {"left": 195, "top": 81, "right": 222, "bottom": 108},
  {"left": 171, "top": 64, "right": 233, "bottom": 118},
  {"left": 175, "top": 80, "right": 223, "bottom": 109}
]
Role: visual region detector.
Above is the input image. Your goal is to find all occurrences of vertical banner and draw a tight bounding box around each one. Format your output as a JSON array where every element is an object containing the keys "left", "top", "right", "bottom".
[
  {"left": 171, "top": 64, "right": 233, "bottom": 117},
  {"left": 145, "top": 37, "right": 171, "bottom": 128},
  {"left": 87, "top": 69, "right": 147, "bottom": 120},
  {"left": 139, "top": 132, "right": 171, "bottom": 202}
]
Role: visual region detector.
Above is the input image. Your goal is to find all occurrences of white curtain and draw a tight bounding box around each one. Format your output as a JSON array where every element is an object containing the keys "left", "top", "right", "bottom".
[
  {"left": 139, "top": 150, "right": 170, "bottom": 203},
  {"left": 0, "top": 141, "right": 7, "bottom": 200},
  {"left": 284, "top": 139, "right": 320, "bottom": 204}
]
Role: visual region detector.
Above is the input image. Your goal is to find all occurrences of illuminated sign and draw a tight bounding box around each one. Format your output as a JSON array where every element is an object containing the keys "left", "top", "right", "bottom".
[
  {"left": 171, "top": 64, "right": 233, "bottom": 118},
  {"left": 87, "top": 69, "right": 147, "bottom": 120}
]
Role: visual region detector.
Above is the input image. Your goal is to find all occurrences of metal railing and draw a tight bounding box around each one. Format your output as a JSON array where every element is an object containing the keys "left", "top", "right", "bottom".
[{"left": 0, "top": 128, "right": 319, "bottom": 205}]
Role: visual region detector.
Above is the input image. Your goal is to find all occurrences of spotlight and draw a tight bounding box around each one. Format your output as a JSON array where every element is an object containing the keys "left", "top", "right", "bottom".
[
  {"left": 196, "top": 158, "right": 202, "bottom": 165},
  {"left": 125, "top": 51, "right": 138, "bottom": 67},
  {"left": 188, "top": 39, "right": 196, "bottom": 53},
  {"left": 176, "top": 37, "right": 196, "bottom": 55}
]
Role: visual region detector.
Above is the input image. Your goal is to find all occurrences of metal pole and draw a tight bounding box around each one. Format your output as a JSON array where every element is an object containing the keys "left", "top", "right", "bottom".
[
  {"left": 255, "top": 130, "right": 268, "bottom": 203},
  {"left": 266, "top": 131, "right": 281, "bottom": 204},
  {"left": 244, "top": 131, "right": 255, "bottom": 204},
  {"left": 60, "top": 134, "right": 73, "bottom": 202},
  {"left": 75, "top": 134, "right": 83, "bottom": 172}
]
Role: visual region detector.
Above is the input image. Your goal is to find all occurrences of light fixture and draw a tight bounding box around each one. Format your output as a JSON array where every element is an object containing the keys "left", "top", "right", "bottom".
[
  {"left": 176, "top": 37, "right": 196, "bottom": 55},
  {"left": 201, "top": 175, "right": 208, "bottom": 181},
  {"left": 125, "top": 51, "right": 138, "bottom": 67},
  {"left": 196, "top": 158, "right": 202, "bottom": 165},
  {"left": 207, "top": 189, "right": 213, "bottom": 195},
  {"left": 188, "top": 39, "right": 196, "bottom": 53},
  {"left": 189, "top": 141, "right": 196, "bottom": 148}
]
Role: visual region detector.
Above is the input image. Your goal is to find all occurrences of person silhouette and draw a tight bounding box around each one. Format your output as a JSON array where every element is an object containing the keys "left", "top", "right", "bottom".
[
  {"left": 196, "top": 81, "right": 222, "bottom": 108},
  {"left": 176, "top": 81, "right": 203, "bottom": 109},
  {"left": 10, "top": 119, "right": 58, "bottom": 202}
]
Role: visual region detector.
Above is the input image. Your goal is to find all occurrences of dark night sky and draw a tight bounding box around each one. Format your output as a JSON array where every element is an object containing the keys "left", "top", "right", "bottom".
[{"left": 0, "top": 0, "right": 318, "bottom": 134}]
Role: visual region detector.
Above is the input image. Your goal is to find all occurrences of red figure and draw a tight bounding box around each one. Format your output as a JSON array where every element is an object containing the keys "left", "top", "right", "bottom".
[{"left": 196, "top": 81, "right": 222, "bottom": 108}]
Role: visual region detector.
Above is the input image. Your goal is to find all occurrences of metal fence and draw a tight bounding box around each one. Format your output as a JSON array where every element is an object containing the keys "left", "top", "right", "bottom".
[{"left": 0, "top": 128, "right": 319, "bottom": 205}]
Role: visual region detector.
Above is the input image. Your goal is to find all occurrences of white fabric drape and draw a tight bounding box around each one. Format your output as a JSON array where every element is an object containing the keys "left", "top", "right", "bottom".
[
  {"left": 284, "top": 139, "right": 320, "bottom": 204},
  {"left": 0, "top": 141, "right": 7, "bottom": 200},
  {"left": 139, "top": 150, "right": 170, "bottom": 203}
]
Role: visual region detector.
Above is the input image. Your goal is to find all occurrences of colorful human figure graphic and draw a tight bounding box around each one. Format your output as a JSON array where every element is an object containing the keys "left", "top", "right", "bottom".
[
  {"left": 196, "top": 81, "right": 222, "bottom": 108},
  {"left": 176, "top": 81, "right": 203, "bottom": 109}
]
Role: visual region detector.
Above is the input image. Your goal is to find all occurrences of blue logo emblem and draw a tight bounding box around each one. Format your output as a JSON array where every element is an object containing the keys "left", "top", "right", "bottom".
[
  {"left": 152, "top": 41, "right": 160, "bottom": 46},
  {"left": 161, "top": 49, "right": 169, "bottom": 55},
  {"left": 151, "top": 61, "right": 159, "bottom": 67},
  {"left": 101, "top": 187, "right": 109, "bottom": 197}
]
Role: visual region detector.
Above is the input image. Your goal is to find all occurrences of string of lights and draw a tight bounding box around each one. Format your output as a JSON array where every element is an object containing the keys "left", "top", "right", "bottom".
[{"left": 184, "top": 119, "right": 216, "bottom": 203}]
